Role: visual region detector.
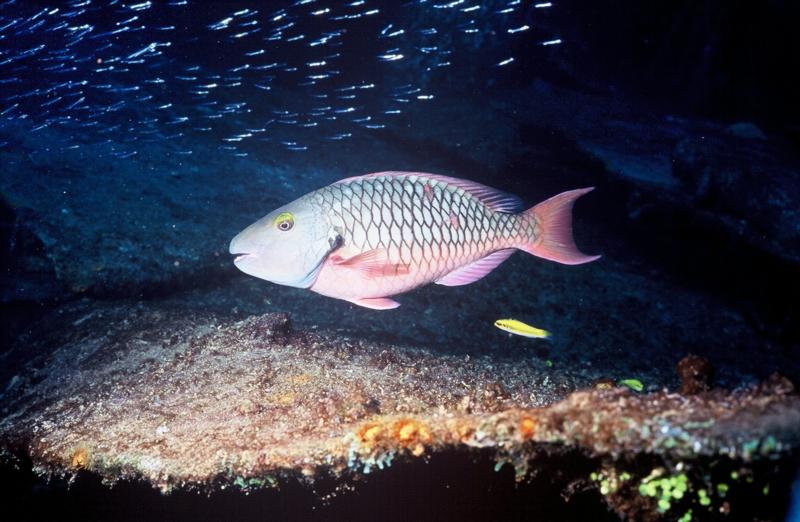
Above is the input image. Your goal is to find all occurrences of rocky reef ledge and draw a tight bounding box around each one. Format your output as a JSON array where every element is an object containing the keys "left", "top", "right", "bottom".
[{"left": 1, "top": 304, "right": 798, "bottom": 520}]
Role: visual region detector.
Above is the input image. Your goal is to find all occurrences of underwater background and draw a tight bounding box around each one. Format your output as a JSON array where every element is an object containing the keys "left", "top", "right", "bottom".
[{"left": 1, "top": 1, "right": 798, "bottom": 520}]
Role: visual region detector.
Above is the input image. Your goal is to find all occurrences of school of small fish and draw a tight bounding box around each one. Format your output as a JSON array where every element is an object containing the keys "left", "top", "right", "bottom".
[{"left": 0, "top": 0, "right": 560, "bottom": 158}]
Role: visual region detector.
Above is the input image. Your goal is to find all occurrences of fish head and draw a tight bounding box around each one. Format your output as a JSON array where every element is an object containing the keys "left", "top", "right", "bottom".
[{"left": 229, "top": 196, "right": 333, "bottom": 288}]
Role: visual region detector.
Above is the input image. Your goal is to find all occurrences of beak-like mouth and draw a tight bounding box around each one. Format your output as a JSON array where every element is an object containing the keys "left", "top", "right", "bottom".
[
  {"left": 229, "top": 233, "right": 251, "bottom": 263},
  {"left": 233, "top": 253, "right": 253, "bottom": 264}
]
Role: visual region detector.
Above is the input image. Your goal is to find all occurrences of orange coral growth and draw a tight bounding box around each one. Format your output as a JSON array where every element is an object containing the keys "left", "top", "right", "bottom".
[
  {"left": 519, "top": 417, "right": 537, "bottom": 439},
  {"left": 359, "top": 424, "right": 383, "bottom": 444},
  {"left": 456, "top": 423, "right": 474, "bottom": 442},
  {"left": 394, "top": 419, "right": 431, "bottom": 445},
  {"left": 354, "top": 419, "right": 433, "bottom": 457},
  {"left": 71, "top": 447, "right": 90, "bottom": 469}
]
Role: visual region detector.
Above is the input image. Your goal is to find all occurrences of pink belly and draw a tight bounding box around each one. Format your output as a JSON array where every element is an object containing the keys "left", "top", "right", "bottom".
[{"left": 310, "top": 259, "right": 434, "bottom": 301}]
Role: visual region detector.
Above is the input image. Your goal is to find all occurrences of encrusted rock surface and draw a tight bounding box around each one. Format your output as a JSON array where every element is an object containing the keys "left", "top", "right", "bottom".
[
  {"left": 1, "top": 304, "right": 798, "bottom": 521},
  {"left": 0, "top": 305, "right": 575, "bottom": 490}
]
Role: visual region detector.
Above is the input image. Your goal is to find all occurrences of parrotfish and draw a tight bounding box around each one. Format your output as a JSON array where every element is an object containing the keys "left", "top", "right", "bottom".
[{"left": 229, "top": 171, "right": 599, "bottom": 310}]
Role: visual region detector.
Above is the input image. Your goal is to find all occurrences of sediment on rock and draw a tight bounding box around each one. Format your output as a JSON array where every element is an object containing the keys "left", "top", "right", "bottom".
[{"left": 1, "top": 306, "right": 797, "bottom": 519}]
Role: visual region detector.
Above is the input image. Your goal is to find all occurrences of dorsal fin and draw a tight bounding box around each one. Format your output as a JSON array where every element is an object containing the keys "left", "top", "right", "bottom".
[{"left": 334, "top": 171, "right": 523, "bottom": 213}]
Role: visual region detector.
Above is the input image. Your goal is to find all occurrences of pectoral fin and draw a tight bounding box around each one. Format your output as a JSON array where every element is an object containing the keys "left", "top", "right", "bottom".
[
  {"left": 348, "top": 296, "right": 401, "bottom": 310},
  {"left": 332, "top": 248, "right": 410, "bottom": 277}
]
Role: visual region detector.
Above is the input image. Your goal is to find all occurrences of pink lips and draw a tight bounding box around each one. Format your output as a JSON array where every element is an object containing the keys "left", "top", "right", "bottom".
[{"left": 234, "top": 254, "right": 253, "bottom": 264}]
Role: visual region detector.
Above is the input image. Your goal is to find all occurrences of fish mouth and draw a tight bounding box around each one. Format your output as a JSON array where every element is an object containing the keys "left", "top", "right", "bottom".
[{"left": 233, "top": 253, "right": 254, "bottom": 264}]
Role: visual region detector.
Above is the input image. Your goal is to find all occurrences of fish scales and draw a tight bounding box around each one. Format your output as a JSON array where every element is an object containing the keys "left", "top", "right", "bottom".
[
  {"left": 230, "top": 171, "right": 599, "bottom": 309},
  {"left": 311, "top": 173, "right": 522, "bottom": 298}
]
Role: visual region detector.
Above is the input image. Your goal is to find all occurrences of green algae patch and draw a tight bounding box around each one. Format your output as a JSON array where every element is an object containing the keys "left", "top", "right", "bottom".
[{"left": 590, "top": 457, "right": 796, "bottom": 521}]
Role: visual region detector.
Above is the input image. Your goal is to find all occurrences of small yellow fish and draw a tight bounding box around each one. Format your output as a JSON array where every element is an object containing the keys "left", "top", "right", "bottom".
[{"left": 494, "top": 319, "right": 551, "bottom": 339}]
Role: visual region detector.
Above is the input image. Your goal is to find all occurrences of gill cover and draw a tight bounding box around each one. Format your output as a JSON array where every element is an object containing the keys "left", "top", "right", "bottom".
[{"left": 229, "top": 196, "right": 334, "bottom": 288}]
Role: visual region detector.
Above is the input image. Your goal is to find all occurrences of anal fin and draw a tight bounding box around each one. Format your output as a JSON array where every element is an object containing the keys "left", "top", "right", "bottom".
[
  {"left": 348, "top": 297, "right": 401, "bottom": 310},
  {"left": 435, "top": 249, "right": 515, "bottom": 287}
]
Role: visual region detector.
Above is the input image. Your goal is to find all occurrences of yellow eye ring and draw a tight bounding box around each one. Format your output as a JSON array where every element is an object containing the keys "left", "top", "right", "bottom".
[{"left": 275, "top": 212, "right": 294, "bottom": 231}]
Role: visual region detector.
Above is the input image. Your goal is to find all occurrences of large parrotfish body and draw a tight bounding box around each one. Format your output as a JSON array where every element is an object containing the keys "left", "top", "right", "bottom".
[{"left": 229, "top": 171, "right": 599, "bottom": 310}]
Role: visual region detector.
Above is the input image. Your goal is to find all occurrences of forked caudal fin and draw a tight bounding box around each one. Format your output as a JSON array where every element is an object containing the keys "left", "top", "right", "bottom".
[{"left": 520, "top": 187, "right": 600, "bottom": 265}]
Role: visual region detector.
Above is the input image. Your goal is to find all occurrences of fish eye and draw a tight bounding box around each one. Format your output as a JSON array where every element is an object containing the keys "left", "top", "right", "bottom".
[{"left": 275, "top": 212, "right": 294, "bottom": 231}]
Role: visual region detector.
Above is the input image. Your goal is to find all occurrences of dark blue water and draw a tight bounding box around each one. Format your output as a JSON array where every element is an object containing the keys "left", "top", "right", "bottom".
[
  {"left": 0, "top": 0, "right": 563, "bottom": 155},
  {"left": 1, "top": 0, "right": 798, "bottom": 520}
]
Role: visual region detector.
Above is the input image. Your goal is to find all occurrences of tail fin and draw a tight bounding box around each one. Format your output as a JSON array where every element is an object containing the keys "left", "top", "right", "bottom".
[{"left": 519, "top": 187, "right": 601, "bottom": 265}]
